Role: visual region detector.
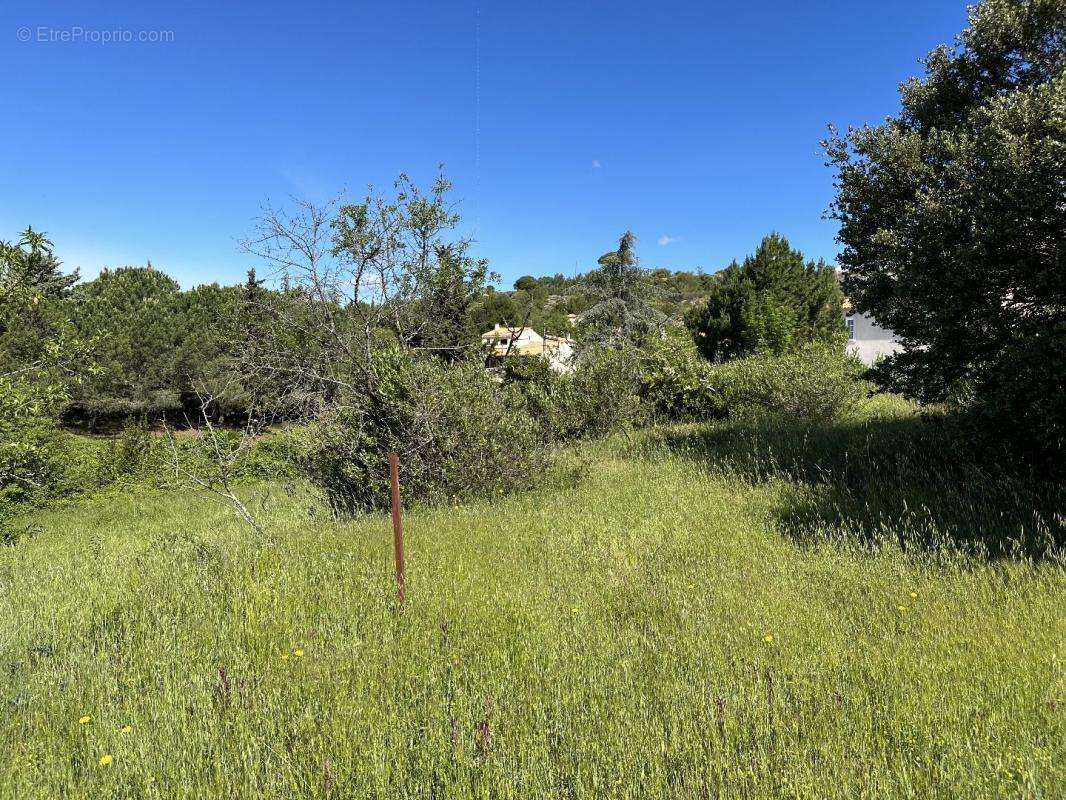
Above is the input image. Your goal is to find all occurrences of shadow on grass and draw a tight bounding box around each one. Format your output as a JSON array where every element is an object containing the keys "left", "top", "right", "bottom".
[{"left": 652, "top": 408, "right": 1064, "bottom": 560}]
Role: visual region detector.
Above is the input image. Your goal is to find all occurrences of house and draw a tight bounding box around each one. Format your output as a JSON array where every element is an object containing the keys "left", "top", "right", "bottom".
[
  {"left": 845, "top": 303, "right": 902, "bottom": 366},
  {"left": 480, "top": 324, "right": 576, "bottom": 373}
]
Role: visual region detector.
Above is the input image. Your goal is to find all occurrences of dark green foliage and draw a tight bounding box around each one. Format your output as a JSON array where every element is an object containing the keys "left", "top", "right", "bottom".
[
  {"left": 638, "top": 329, "right": 867, "bottom": 424},
  {"left": 502, "top": 348, "right": 652, "bottom": 442},
  {"left": 0, "top": 228, "right": 77, "bottom": 300},
  {"left": 0, "top": 228, "right": 81, "bottom": 378},
  {"left": 0, "top": 229, "right": 90, "bottom": 540},
  {"left": 70, "top": 266, "right": 186, "bottom": 419},
  {"left": 300, "top": 351, "right": 549, "bottom": 515},
  {"left": 513, "top": 275, "right": 538, "bottom": 292},
  {"left": 467, "top": 289, "right": 522, "bottom": 335},
  {"left": 470, "top": 268, "right": 719, "bottom": 337},
  {"left": 825, "top": 0, "right": 1066, "bottom": 472},
  {"left": 0, "top": 380, "right": 68, "bottom": 509},
  {"left": 500, "top": 352, "right": 561, "bottom": 434},
  {"left": 411, "top": 243, "right": 494, "bottom": 358},
  {"left": 684, "top": 233, "right": 844, "bottom": 361},
  {"left": 66, "top": 267, "right": 275, "bottom": 423}
]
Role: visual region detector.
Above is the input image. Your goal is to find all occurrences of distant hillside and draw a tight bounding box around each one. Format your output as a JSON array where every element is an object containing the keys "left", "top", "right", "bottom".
[{"left": 469, "top": 268, "right": 722, "bottom": 336}]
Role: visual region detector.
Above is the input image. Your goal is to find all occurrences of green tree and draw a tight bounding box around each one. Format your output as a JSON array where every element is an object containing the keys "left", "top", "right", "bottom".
[
  {"left": 171, "top": 281, "right": 249, "bottom": 416},
  {"left": 0, "top": 229, "right": 90, "bottom": 537},
  {"left": 685, "top": 233, "right": 843, "bottom": 361},
  {"left": 514, "top": 275, "right": 537, "bottom": 292},
  {"left": 581, "top": 231, "right": 665, "bottom": 351},
  {"left": 824, "top": 0, "right": 1065, "bottom": 469},
  {"left": 467, "top": 290, "right": 520, "bottom": 334},
  {"left": 0, "top": 228, "right": 80, "bottom": 375},
  {"left": 412, "top": 242, "right": 493, "bottom": 358},
  {"left": 71, "top": 266, "right": 185, "bottom": 419},
  {"left": 327, "top": 171, "right": 497, "bottom": 363}
]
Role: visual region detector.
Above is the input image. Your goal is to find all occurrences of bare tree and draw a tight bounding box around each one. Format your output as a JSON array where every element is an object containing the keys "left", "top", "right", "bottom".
[
  {"left": 238, "top": 170, "right": 494, "bottom": 406},
  {"left": 163, "top": 384, "right": 270, "bottom": 538}
]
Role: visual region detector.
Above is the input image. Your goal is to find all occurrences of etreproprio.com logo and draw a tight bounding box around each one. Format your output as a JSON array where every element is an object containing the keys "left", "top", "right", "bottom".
[{"left": 17, "top": 26, "right": 175, "bottom": 43}]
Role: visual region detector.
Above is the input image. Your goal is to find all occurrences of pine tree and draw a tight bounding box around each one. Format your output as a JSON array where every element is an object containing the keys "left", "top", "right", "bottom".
[{"left": 685, "top": 233, "right": 843, "bottom": 361}]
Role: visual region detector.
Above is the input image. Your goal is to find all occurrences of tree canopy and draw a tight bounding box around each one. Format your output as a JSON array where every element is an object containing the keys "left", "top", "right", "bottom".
[
  {"left": 824, "top": 0, "right": 1065, "bottom": 468},
  {"left": 684, "top": 233, "right": 843, "bottom": 361}
]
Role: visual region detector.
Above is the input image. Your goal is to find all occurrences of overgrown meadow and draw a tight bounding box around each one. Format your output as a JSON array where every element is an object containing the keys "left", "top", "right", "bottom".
[{"left": 2, "top": 399, "right": 1062, "bottom": 799}]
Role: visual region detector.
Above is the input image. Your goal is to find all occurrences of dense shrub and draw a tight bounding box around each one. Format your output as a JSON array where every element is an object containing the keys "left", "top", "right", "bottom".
[
  {"left": 550, "top": 350, "right": 648, "bottom": 440},
  {"left": 640, "top": 327, "right": 720, "bottom": 420},
  {"left": 301, "top": 350, "right": 550, "bottom": 515},
  {"left": 0, "top": 377, "right": 76, "bottom": 542},
  {"left": 0, "top": 379, "right": 68, "bottom": 509},
  {"left": 92, "top": 418, "right": 166, "bottom": 485},
  {"left": 707, "top": 344, "right": 869, "bottom": 423},
  {"left": 684, "top": 233, "right": 844, "bottom": 361},
  {"left": 959, "top": 328, "right": 1066, "bottom": 477},
  {"left": 501, "top": 349, "right": 649, "bottom": 443}
]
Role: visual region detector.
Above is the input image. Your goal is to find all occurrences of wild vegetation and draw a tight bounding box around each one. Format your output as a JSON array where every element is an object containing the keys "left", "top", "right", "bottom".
[
  {"left": 824, "top": 0, "right": 1066, "bottom": 472},
  {"left": 0, "top": 1, "right": 1063, "bottom": 797},
  {"left": 1, "top": 402, "right": 1062, "bottom": 799}
]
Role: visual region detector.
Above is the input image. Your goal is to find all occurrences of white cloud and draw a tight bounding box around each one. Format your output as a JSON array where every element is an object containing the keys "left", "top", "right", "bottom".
[
  {"left": 657, "top": 234, "right": 681, "bottom": 246},
  {"left": 591, "top": 159, "right": 601, "bottom": 168}
]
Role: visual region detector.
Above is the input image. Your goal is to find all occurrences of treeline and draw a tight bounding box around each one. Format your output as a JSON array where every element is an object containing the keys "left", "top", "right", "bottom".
[
  {"left": 3, "top": 227, "right": 829, "bottom": 428},
  {"left": 469, "top": 267, "right": 721, "bottom": 337},
  {"left": 0, "top": 169, "right": 856, "bottom": 535}
]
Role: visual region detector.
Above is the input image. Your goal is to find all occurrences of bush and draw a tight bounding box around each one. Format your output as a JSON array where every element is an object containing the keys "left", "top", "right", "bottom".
[
  {"left": 707, "top": 344, "right": 869, "bottom": 423},
  {"left": 640, "top": 327, "right": 720, "bottom": 420},
  {"left": 0, "top": 378, "right": 69, "bottom": 509},
  {"left": 93, "top": 418, "right": 167, "bottom": 485},
  {"left": 301, "top": 350, "right": 550, "bottom": 515},
  {"left": 500, "top": 354, "right": 561, "bottom": 436},
  {"left": 960, "top": 327, "right": 1066, "bottom": 477},
  {"left": 557, "top": 350, "right": 647, "bottom": 438},
  {"left": 501, "top": 349, "right": 649, "bottom": 443}
]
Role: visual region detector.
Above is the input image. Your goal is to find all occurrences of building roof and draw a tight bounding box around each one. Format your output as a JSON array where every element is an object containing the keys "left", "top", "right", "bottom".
[{"left": 481, "top": 324, "right": 575, "bottom": 355}]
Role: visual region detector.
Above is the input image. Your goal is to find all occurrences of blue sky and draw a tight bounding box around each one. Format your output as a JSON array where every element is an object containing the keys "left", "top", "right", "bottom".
[{"left": 1, "top": 0, "right": 968, "bottom": 288}]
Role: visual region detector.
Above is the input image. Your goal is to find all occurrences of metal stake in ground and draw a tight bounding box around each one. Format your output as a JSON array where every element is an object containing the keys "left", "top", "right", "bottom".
[{"left": 388, "top": 452, "right": 406, "bottom": 604}]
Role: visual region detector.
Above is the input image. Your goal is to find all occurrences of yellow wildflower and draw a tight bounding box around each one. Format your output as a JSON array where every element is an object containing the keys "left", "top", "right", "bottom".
[
  {"left": 764, "top": 634, "right": 774, "bottom": 643},
  {"left": 120, "top": 725, "right": 132, "bottom": 734},
  {"left": 98, "top": 754, "right": 113, "bottom": 767},
  {"left": 78, "top": 715, "right": 91, "bottom": 725},
  {"left": 910, "top": 592, "right": 918, "bottom": 599},
  {"left": 898, "top": 605, "right": 907, "bottom": 613},
  {"left": 293, "top": 648, "right": 304, "bottom": 658}
]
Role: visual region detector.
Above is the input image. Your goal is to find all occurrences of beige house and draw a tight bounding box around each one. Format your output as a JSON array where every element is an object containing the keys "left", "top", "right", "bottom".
[{"left": 481, "top": 324, "right": 576, "bottom": 373}]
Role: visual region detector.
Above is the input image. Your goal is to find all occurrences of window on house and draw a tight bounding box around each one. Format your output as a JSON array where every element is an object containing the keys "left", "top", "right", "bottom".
[{"left": 846, "top": 318, "right": 855, "bottom": 340}]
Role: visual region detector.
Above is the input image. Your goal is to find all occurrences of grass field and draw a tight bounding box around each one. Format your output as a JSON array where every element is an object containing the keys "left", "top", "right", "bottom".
[{"left": 1, "top": 401, "right": 1063, "bottom": 798}]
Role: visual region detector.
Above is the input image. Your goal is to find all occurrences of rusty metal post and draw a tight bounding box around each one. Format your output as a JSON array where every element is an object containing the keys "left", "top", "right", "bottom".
[{"left": 388, "top": 452, "right": 406, "bottom": 604}]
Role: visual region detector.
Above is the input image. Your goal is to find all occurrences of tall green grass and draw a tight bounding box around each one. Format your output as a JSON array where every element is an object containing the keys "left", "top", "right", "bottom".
[{"left": 1, "top": 406, "right": 1062, "bottom": 798}]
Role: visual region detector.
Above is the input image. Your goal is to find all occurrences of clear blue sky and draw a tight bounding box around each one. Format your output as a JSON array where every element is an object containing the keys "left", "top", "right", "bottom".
[{"left": 1, "top": 0, "right": 968, "bottom": 288}]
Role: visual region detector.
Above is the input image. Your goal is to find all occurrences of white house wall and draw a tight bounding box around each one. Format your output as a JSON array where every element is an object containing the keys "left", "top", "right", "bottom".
[{"left": 847, "top": 312, "right": 902, "bottom": 366}]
